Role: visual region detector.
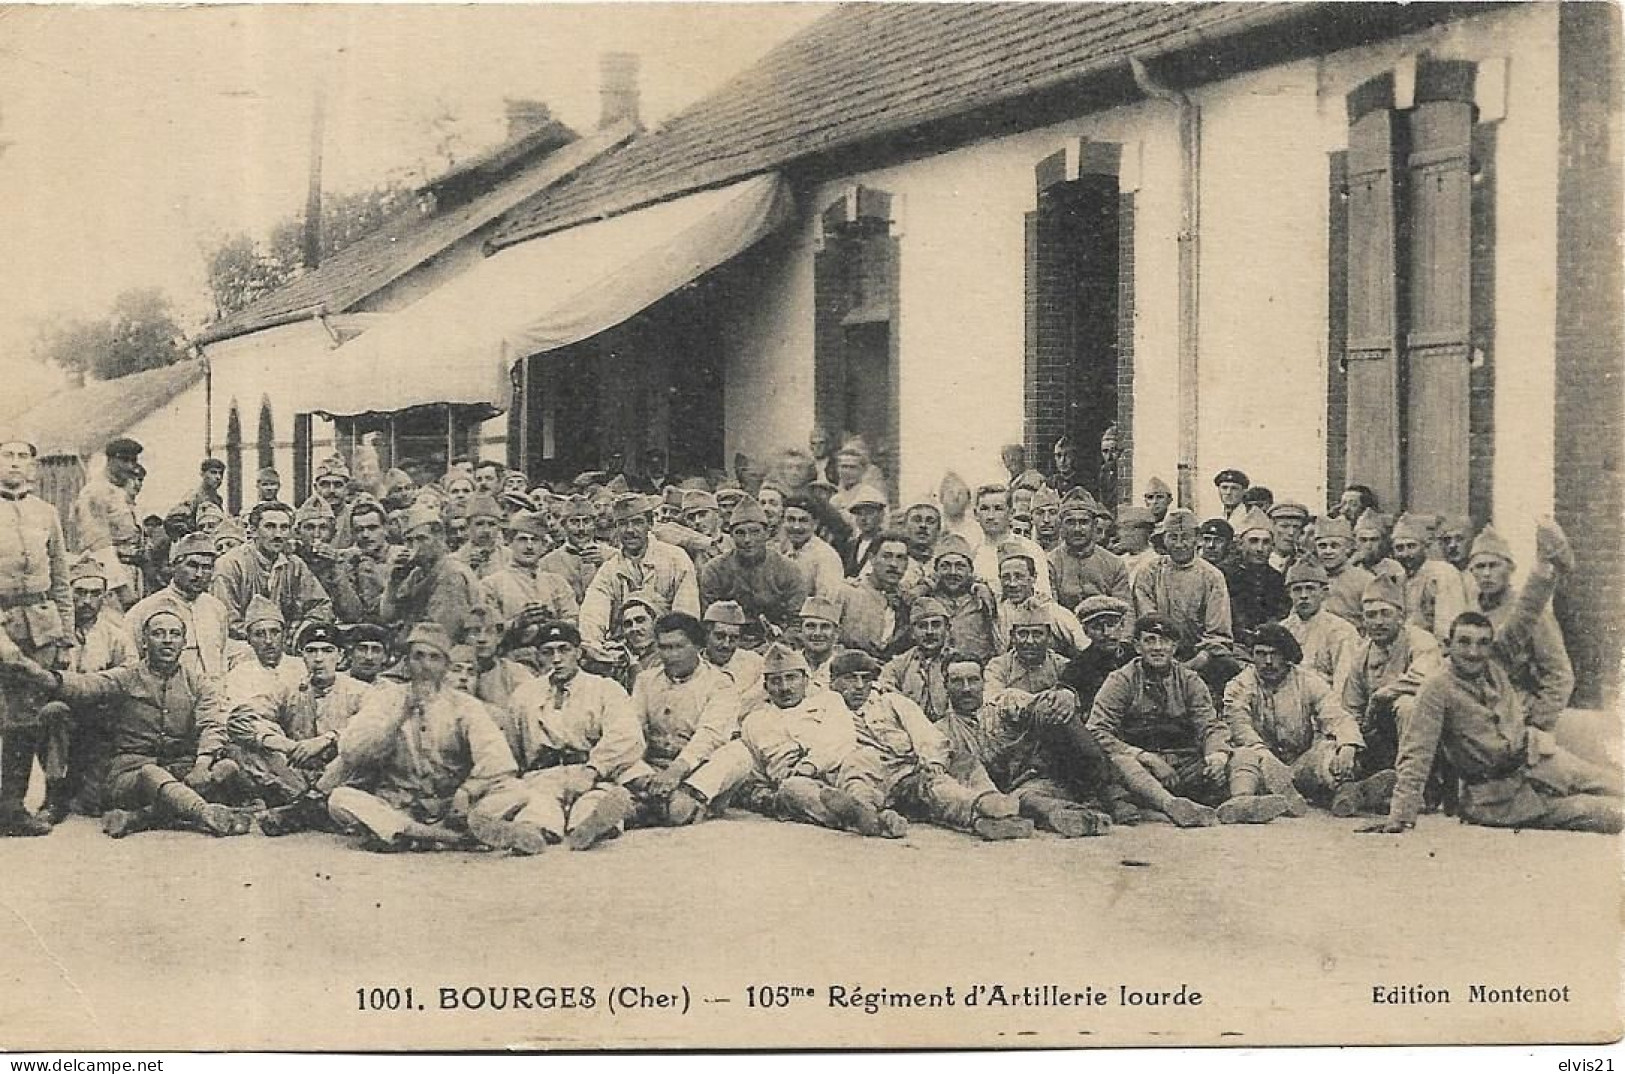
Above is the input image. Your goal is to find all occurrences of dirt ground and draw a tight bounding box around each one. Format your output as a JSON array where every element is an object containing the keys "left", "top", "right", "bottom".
[{"left": 2, "top": 797, "right": 1620, "bottom": 1053}]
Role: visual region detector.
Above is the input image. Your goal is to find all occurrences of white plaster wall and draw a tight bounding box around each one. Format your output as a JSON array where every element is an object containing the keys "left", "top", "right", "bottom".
[
  {"left": 719, "top": 3, "right": 1558, "bottom": 547},
  {"left": 121, "top": 384, "right": 209, "bottom": 519},
  {"left": 202, "top": 319, "right": 334, "bottom": 499},
  {"left": 720, "top": 98, "right": 1183, "bottom": 505}
]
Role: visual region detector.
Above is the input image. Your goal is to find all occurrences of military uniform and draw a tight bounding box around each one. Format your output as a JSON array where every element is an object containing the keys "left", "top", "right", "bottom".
[{"left": 0, "top": 484, "right": 74, "bottom": 829}]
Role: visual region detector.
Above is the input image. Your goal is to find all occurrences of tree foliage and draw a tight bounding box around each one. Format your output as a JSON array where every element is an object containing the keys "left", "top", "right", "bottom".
[
  {"left": 34, "top": 287, "right": 186, "bottom": 381},
  {"left": 204, "top": 183, "right": 416, "bottom": 319}
]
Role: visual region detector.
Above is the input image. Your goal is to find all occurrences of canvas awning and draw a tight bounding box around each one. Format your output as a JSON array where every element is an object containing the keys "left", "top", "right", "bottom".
[{"left": 289, "top": 173, "right": 792, "bottom": 418}]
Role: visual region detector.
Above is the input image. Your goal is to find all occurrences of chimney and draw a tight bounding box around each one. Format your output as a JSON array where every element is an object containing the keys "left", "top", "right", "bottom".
[
  {"left": 504, "top": 98, "right": 555, "bottom": 142},
  {"left": 599, "top": 52, "right": 641, "bottom": 130}
]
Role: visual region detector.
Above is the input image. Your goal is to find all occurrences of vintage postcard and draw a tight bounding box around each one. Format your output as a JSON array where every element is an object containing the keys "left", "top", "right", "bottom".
[{"left": 0, "top": 0, "right": 1619, "bottom": 1055}]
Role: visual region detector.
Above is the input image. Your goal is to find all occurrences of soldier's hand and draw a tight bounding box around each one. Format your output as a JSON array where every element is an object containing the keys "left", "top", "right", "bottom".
[
  {"left": 1136, "top": 751, "right": 1178, "bottom": 786},
  {"left": 580, "top": 546, "right": 606, "bottom": 569},
  {"left": 1355, "top": 819, "right": 1411, "bottom": 834},
  {"left": 646, "top": 766, "right": 686, "bottom": 800},
  {"left": 1535, "top": 517, "right": 1575, "bottom": 573},
  {"left": 288, "top": 736, "right": 329, "bottom": 766},
  {"left": 449, "top": 788, "right": 473, "bottom": 822},
  {"left": 1330, "top": 744, "right": 1358, "bottom": 780},
  {"left": 1202, "top": 750, "right": 1230, "bottom": 781},
  {"left": 184, "top": 760, "right": 214, "bottom": 792}
]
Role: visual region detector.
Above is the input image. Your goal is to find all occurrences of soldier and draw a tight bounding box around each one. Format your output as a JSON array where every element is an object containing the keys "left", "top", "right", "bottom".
[
  {"left": 1087, "top": 614, "right": 1289, "bottom": 826},
  {"left": 1312, "top": 516, "right": 1377, "bottom": 625},
  {"left": 623, "top": 612, "right": 744, "bottom": 826},
  {"left": 1223, "top": 622, "right": 1362, "bottom": 813},
  {"left": 1390, "top": 515, "right": 1469, "bottom": 643},
  {"left": 481, "top": 510, "right": 577, "bottom": 626},
  {"left": 1142, "top": 477, "right": 1173, "bottom": 532},
  {"left": 1331, "top": 574, "right": 1443, "bottom": 816},
  {"left": 500, "top": 621, "right": 643, "bottom": 850},
  {"left": 779, "top": 493, "right": 846, "bottom": 599},
  {"left": 538, "top": 495, "right": 612, "bottom": 605},
  {"left": 970, "top": 484, "right": 1053, "bottom": 600},
  {"left": 579, "top": 494, "right": 699, "bottom": 666},
  {"left": 23, "top": 609, "right": 250, "bottom": 838},
  {"left": 824, "top": 650, "right": 1033, "bottom": 840},
  {"left": 1438, "top": 515, "right": 1474, "bottom": 573},
  {"left": 1267, "top": 501, "right": 1311, "bottom": 572},
  {"left": 451, "top": 494, "right": 511, "bottom": 580},
  {"left": 457, "top": 606, "right": 536, "bottom": 759},
  {"left": 1047, "top": 489, "right": 1130, "bottom": 613},
  {"left": 1131, "top": 508, "right": 1237, "bottom": 692},
  {"left": 227, "top": 621, "right": 368, "bottom": 835},
  {"left": 1282, "top": 559, "right": 1360, "bottom": 690},
  {"left": 1029, "top": 485, "right": 1062, "bottom": 553},
  {"left": 1058, "top": 595, "right": 1135, "bottom": 713},
  {"left": 1224, "top": 509, "right": 1289, "bottom": 639},
  {"left": 839, "top": 485, "right": 889, "bottom": 578},
  {"left": 69, "top": 437, "right": 144, "bottom": 609},
  {"left": 0, "top": 439, "right": 75, "bottom": 835},
  {"left": 253, "top": 467, "right": 283, "bottom": 510},
  {"left": 331, "top": 500, "right": 396, "bottom": 626},
  {"left": 222, "top": 595, "right": 305, "bottom": 707},
  {"left": 699, "top": 497, "right": 809, "bottom": 635},
  {"left": 1465, "top": 521, "right": 1574, "bottom": 728},
  {"left": 996, "top": 552, "right": 1086, "bottom": 658},
  {"left": 213, "top": 501, "right": 334, "bottom": 644},
  {"left": 1359, "top": 613, "right": 1621, "bottom": 835},
  {"left": 927, "top": 535, "right": 1001, "bottom": 663},
  {"left": 795, "top": 595, "right": 845, "bottom": 688},
  {"left": 323, "top": 622, "right": 537, "bottom": 854},
  {"left": 936, "top": 653, "right": 1112, "bottom": 837},
  {"left": 343, "top": 622, "right": 393, "bottom": 685},
  {"left": 37, "top": 555, "right": 133, "bottom": 820},
  {"left": 1113, "top": 506, "right": 1160, "bottom": 579},
  {"left": 700, "top": 600, "right": 764, "bottom": 706},
  {"left": 878, "top": 596, "right": 954, "bottom": 720},
  {"left": 1047, "top": 436, "right": 1085, "bottom": 497},
  {"left": 125, "top": 533, "right": 231, "bottom": 680},
  {"left": 1198, "top": 518, "right": 1234, "bottom": 569},
  {"left": 181, "top": 458, "right": 226, "bottom": 526},
  {"left": 380, "top": 503, "right": 484, "bottom": 643},
  {"left": 1213, "top": 468, "right": 1250, "bottom": 528}
]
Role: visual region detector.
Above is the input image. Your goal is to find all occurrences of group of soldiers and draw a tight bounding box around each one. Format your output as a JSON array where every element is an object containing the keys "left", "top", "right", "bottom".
[{"left": 0, "top": 425, "right": 1615, "bottom": 854}]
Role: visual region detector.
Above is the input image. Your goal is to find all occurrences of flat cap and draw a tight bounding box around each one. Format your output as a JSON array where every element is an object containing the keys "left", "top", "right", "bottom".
[
  {"left": 534, "top": 621, "right": 581, "bottom": 647},
  {"left": 105, "top": 437, "right": 144, "bottom": 460},
  {"left": 829, "top": 650, "right": 882, "bottom": 678},
  {"left": 296, "top": 621, "right": 342, "bottom": 649},
  {"left": 703, "top": 600, "right": 747, "bottom": 626},
  {"left": 846, "top": 485, "right": 887, "bottom": 510},
  {"left": 1213, "top": 468, "right": 1250, "bottom": 488},
  {"left": 169, "top": 532, "right": 218, "bottom": 564},
  {"left": 1076, "top": 595, "right": 1130, "bottom": 623},
  {"left": 1267, "top": 501, "right": 1310, "bottom": 523}
]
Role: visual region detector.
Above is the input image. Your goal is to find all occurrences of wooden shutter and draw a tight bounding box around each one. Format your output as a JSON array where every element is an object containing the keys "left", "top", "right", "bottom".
[
  {"left": 1325, "top": 149, "right": 1351, "bottom": 498},
  {"left": 1403, "top": 59, "right": 1477, "bottom": 517},
  {"left": 1343, "top": 74, "right": 1404, "bottom": 511}
]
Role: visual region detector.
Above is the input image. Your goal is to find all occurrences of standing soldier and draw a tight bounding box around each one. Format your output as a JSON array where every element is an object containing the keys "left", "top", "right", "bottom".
[
  {"left": 70, "top": 437, "right": 145, "bottom": 610},
  {"left": 0, "top": 439, "right": 75, "bottom": 835}
]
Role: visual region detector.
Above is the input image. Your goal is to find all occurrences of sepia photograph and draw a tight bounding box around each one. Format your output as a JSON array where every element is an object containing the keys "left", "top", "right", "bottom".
[{"left": 0, "top": 0, "right": 1620, "bottom": 1056}]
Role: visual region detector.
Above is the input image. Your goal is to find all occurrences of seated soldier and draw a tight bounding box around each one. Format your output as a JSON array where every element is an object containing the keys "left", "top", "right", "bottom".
[
  {"left": 499, "top": 622, "right": 644, "bottom": 850},
  {"left": 1087, "top": 614, "right": 1293, "bottom": 827},
  {"left": 625, "top": 613, "right": 744, "bottom": 827},
  {"left": 1222, "top": 623, "right": 1362, "bottom": 815},
  {"left": 222, "top": 594, "right": 304, "bottom": 706},
  {"left": 1332, "top": 574, "right": 1443, "bottom": 816},
  {"left": 1465, "top": 520, "right": 1574, "bottom": 729},
  {"left": 826, "top": 650, "right": 1032, "bottom": 840},
  {"left": 457, "top": 605, "right": 536, "bottom": 759},
  {"left": 985, "top": 604, "right": 1071, "bottom": 694},
  {"left": 878, "top": 596, "right": 954, "bottom": 719},
  {"left": 19, "top": 609, "right": 251, "bottom": 838},
  {"left": 37, "top": 555, "right": 134, "bottom": 821},
  {"left": 1058, "top": 595, "right": 1135, "bottom": 713},
  {"left": 728, "top": 644, "right": 866, "bottom": 830},
  {"left": 698, "top": 497, "right": 809, "bottom": 635},
  {"left": 936, "top": 653, "right": 1112, "bottom": 837},
  {"left": 227, "top": 622, "right": 368, "bottom": 835},
  {"left": 342, "top": 623, "right": 394, "bottom": 685},
  {"left": 324, "top": 622, "right": 536, "bottom": 854},
  {"left": 995, "top": 551, "right": 1087, "bottom": 659},
  {"left": 480, "top": 510, "right": 578, "bottom": 626},
  {"left": 701, "top": 600, "right": 765, "bottom": 711},
  {"left": 1282, "top": 559, "right": 1359, "bottom": 690},
  {"left": 1359, "top": 613, "right": 1621, "bottom": 835},
  {"left": 797, "top": 595, "right": 845, "bottom": 688},
  {"left": 928, "top": 534, "right": 1002, "bottom": 663},
  {"left": 829, "top": 531, "right": 915, "bottom": 657}
]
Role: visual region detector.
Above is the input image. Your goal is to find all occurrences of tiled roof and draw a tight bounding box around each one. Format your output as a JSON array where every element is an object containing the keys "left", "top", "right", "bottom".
[
  {"left": 16, "top": 359, "right": 207, "bottom": 459},
  {"left": 493, "top": 2, "right": 1293, "bottom": 246},
  {"left": 197, "top": 119, "right": 637, "bottom": 344}
]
